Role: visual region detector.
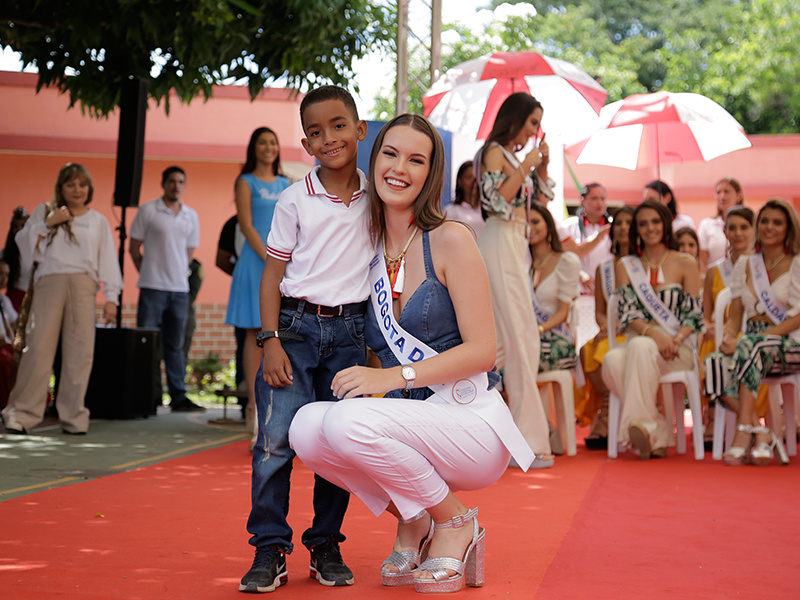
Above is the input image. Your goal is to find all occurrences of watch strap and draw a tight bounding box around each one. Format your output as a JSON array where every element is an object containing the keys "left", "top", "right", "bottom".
[{"left": 256, "top": 330, "right": 305, "bottom": 346}]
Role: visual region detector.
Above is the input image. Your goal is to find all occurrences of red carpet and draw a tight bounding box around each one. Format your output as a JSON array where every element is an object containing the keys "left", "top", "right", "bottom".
[{"left": 2, "top": 436, "right": 799, "bottom": 599}]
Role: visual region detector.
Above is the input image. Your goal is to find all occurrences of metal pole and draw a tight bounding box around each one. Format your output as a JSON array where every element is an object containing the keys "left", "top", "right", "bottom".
[
  {"left": 396, "top": 0, "right": 409, "bottom": 115},
  {"left": 430, "top": 0, "right": 442, "bottom": 85}
]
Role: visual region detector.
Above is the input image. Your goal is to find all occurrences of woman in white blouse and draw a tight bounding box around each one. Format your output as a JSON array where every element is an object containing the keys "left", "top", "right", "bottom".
[
  {"left": 697, "top": 178, "right": 745, "bottom": 274},
  {"left": 528, "top": 203, "right": 580, "bottom": 373},
  {"left": 1, "top": 163, "right": 122, "bottom": 435},
  {"left": 715, "top": 198, "right": 800, "bottom": 466}
]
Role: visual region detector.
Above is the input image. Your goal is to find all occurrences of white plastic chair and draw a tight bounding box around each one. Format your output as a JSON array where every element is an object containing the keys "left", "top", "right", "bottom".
[
  {"left": 711, "top": 287, "right": 737, "bottom": 459},
  {"left": 606, "top": 293, "right": 705, "bottom": 460},
  {"left": 711, "top": 287, "right": 800, "bottom": 458},
  {"left": 537, "top": 302, "right": 579, "bottom": 456}
]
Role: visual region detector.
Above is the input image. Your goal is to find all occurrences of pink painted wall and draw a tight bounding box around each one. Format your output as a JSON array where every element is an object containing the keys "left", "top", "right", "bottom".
[
  {"left": 564, "top": 135, "right": 800, "bottom": 223},
  {"left": 2, "top": 70, "right": 799, "bottom": 307},
  {"left": 0, "top": 72, "right": 314, "bottom": 305}
]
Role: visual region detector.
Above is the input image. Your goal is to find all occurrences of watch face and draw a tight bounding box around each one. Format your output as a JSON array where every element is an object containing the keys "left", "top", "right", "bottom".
[{"left": 402, "top": 365, "right": 416, "bottom": 381}]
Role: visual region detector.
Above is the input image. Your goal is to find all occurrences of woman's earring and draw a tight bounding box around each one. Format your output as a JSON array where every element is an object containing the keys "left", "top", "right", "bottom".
[
  {"left": 636, "top": 235, "right": 643, "bottom": 256},
  {"left": 755, "top": 241, "right": 761, "bottom": 253}
]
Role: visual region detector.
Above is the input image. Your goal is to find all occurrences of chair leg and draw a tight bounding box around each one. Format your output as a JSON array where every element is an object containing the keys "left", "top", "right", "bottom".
[
  {"left": 712, "top": 402, "right": 727, "bottom": 460},
  {"left": 555, "top": 378, "right": 577, "bottom": 456},
  {"left": 784, "top": 382, "right": 797, "bottom": 457},
  {"left": 685, "top": 375, "right": 705, "bottom": 460},
  {"left": 766, "top": 383, "right": 783, "bottom": 437},
  {"left": 607, "top": 392, "right": 621, "bottom": 459}
]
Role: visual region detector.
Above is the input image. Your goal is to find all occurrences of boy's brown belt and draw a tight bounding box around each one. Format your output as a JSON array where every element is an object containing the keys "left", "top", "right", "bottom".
[{"left": 281, "top": 297, "right": 368, "bottom": 317}]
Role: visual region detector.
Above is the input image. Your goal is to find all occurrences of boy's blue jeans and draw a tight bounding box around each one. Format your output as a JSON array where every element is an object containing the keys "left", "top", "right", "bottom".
[{"left": 246, "top": 302, "right": 366, "bottom": 554}]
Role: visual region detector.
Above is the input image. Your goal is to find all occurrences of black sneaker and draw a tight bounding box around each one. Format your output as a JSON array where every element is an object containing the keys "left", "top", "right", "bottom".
[
  {"left": 239, "top": 545, "right": 287, "bottom": 593},
  {"left": 170, "top": 399, "right": 206, "bottom": 412},
  {"left": 309, "top": 539, "right": 354, "bottom": 587}
]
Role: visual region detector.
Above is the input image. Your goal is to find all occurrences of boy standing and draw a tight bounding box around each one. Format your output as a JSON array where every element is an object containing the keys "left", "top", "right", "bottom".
[{"left": 240, "top": 86, "right": 372, "bottom": 593}]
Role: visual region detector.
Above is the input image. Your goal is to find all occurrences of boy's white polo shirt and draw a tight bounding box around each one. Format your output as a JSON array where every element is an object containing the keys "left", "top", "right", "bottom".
[
  {"left": 130, "top": 198, "right": 200, "bottom": 292},
  {"left": 267, "top": 167, "right": 372, "bottom": 306}
]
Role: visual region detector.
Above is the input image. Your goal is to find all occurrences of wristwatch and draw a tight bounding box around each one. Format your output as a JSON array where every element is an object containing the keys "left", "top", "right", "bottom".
[
  {"left": 256, "top": 331, "right": 280, "bottom": 347},
  {"left": 256, "top": 330, "right": 305, "bottom": 347},
  {"left": 401, "top": 365, "right": 416, "bottom": 390}
]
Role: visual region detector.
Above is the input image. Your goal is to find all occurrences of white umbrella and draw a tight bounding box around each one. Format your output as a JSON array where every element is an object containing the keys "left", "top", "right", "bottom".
[
  {"left": 422, "top": 51, "right": 607, "bottom": 141},
  {"left": 567, "top": 91, "right": 752, "bottom": 171}
]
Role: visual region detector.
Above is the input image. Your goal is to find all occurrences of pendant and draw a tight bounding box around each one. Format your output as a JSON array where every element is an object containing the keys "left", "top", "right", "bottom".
[{"left": 392, "top": 257, "right": 406, "bottom": 298}]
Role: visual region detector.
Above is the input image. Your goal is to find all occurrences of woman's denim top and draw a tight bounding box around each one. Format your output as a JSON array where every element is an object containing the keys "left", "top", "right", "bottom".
[{"left": 366, "top": 231, "right": 462, "bottom": 400}]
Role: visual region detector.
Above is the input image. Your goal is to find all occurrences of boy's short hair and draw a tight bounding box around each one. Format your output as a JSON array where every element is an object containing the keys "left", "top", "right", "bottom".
[{"left": 300, "top": 85, "right": 360, "bottom": 130}]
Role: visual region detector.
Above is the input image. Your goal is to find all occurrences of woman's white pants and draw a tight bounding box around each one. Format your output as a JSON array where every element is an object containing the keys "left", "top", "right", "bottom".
[
  {"left": 289, "top": 398, "right": 510, "bottom": 522},
  {"left": 601, "top": 334, "right": 693, "bottom": 449}
]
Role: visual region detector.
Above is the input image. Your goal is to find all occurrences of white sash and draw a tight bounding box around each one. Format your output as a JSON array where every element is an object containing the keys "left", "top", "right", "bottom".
[
  {"left": 749, "top": 254, "right": 788, "bottom": 325},
  {"left": 621, "top": 256, "right": 681, "bottom": 336},
  {"left": 600, "top": 259, "right": 615, "bottom": 301},
  {"left": 368, "top": 252, "right": 535, "bottom": 470},
  {"left": 531, "top": 284, "right": 571, "bottom": 340},
  {"left": 711, "top": 257, "right": 734, "bottom": 289}
]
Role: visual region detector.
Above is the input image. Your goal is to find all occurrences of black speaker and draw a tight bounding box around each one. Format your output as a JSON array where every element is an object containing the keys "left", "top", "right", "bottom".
[
  {"left": 85, "top": 327, "right": 161, "bottom": 419},
  {"left": 113, "top": 77, "right": 149, "bottom": 207}
]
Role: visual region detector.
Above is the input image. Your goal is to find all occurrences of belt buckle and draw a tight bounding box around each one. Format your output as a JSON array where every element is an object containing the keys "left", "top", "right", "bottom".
[{"left": 317, "top": 304, "right": 341, "bottom": 317}]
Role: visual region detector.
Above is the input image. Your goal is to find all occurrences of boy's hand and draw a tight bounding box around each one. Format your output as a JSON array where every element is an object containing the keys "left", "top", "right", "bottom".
[{"left": 262, "top": 340, "right": 293, "bottom": 387}]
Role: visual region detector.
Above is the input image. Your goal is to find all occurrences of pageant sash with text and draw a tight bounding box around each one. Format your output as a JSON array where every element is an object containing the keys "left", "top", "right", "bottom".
[
  {"left": 749, "top": 254, "right": 788, "bottom": 325},
  {"left": 621, "top": 256, "right": 681, "bottom": 336},
  {"left": 368, "top": 252, "right": 535, "bottom": 470}
]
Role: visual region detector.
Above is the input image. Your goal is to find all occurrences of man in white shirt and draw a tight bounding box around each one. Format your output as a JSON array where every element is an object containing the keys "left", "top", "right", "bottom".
[
  {"left": 563, "top": 183, "right": 613, "bottom": 347},
  {"left": 130, "top": 166, "right": 202, "bottom": 412}
]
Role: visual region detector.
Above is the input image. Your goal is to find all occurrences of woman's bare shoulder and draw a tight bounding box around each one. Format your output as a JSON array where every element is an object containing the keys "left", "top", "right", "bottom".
[
  {"left": 430, "top": 220, "right": 478, "bottom": 249},
  {"left": 481, "top": 144, "right": 507, "bottom": 171}
]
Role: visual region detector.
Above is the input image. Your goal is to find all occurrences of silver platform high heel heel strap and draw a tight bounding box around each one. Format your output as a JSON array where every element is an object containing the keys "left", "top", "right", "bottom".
[
  {"left": 413, "top": 507, "right": 485, "bottom": 594},
  {"left": 381, "top": 510, "right": 434, "bottom": 587}
]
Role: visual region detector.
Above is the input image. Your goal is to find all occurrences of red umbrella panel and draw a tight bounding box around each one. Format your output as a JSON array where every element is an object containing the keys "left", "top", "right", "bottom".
[
  {"left": 566, "top": 91, "right": 752, "bottom": 170},
  {"left": 423, "top": 51, "right": 607, "bottom": 141}
]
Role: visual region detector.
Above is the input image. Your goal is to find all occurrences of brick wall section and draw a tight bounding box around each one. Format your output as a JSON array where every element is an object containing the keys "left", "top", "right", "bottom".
[
  {"left": 97, "top": 302, "right": 239, "bottom": 364},
  {"left": 190, "top": 303, "right": 238, "bottom": 363}
]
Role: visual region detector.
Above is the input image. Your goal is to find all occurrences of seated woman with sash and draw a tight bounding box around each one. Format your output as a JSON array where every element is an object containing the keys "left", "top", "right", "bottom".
[
  {"left": 699, "top": 206, "right": 756, "bottom": 442},
  {"left": 529, "top": 202, "right": 580, "bottom": 373},
  {"left": 289, "top": 114, "right": 534, "bottom": 594},
  {"left": 712, "top": 198, "right": 800, "bottom": 466},
  {"left": 601, "top": 200, "right": 703, "bottom": 459},
  {"left": 579, "top": 206, "right": 633, "bottom": 450}
]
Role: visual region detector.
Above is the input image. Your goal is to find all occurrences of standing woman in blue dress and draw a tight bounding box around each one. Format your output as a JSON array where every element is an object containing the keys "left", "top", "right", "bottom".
[{"left": 225, "top": 128, "right": 290, "bottom": 442}]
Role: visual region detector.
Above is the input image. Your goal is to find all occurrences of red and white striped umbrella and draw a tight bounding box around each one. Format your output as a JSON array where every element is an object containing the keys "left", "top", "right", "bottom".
[
  {"left": 566, "top": 91, "right": 752, "bottom": 170},
  {"left": 422, "top": 51, "right": 607, "bottom": 141}
]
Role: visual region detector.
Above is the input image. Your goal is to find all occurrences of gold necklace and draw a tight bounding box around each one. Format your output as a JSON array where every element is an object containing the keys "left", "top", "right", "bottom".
[
  {"left": 383, "top": 227, "right": 418, "bottom": 298},
  {"left": 765, "top": 252, "right": 785, "bottom": 272},
  {"left": 532, "top": 249, "right": 554, "bottom": 271},
  {"left": 642, "top": 248, "right": 669, "bottom": 270},
  {"left": 384, "top": 226, "right": 418, "bottom": 263}
]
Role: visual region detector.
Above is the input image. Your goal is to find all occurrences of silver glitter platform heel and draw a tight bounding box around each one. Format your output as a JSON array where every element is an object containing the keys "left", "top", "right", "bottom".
[
  {"left": 413, "top": 507, "right": 485, "bottom": 593},
  {"left": 381, "top": 510, "right": 434, "bottom": 586}
]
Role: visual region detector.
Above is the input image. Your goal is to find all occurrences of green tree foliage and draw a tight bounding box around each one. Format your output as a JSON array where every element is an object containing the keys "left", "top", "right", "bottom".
[
  {"left": 0, "top": 0, "right": 394, "bottom": 117},
  {"left": 486, "top": 0, "right": 800, "bottom": 133},
  {"left": 378, "top": 3, "right": 643, "bottom": 120}
]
